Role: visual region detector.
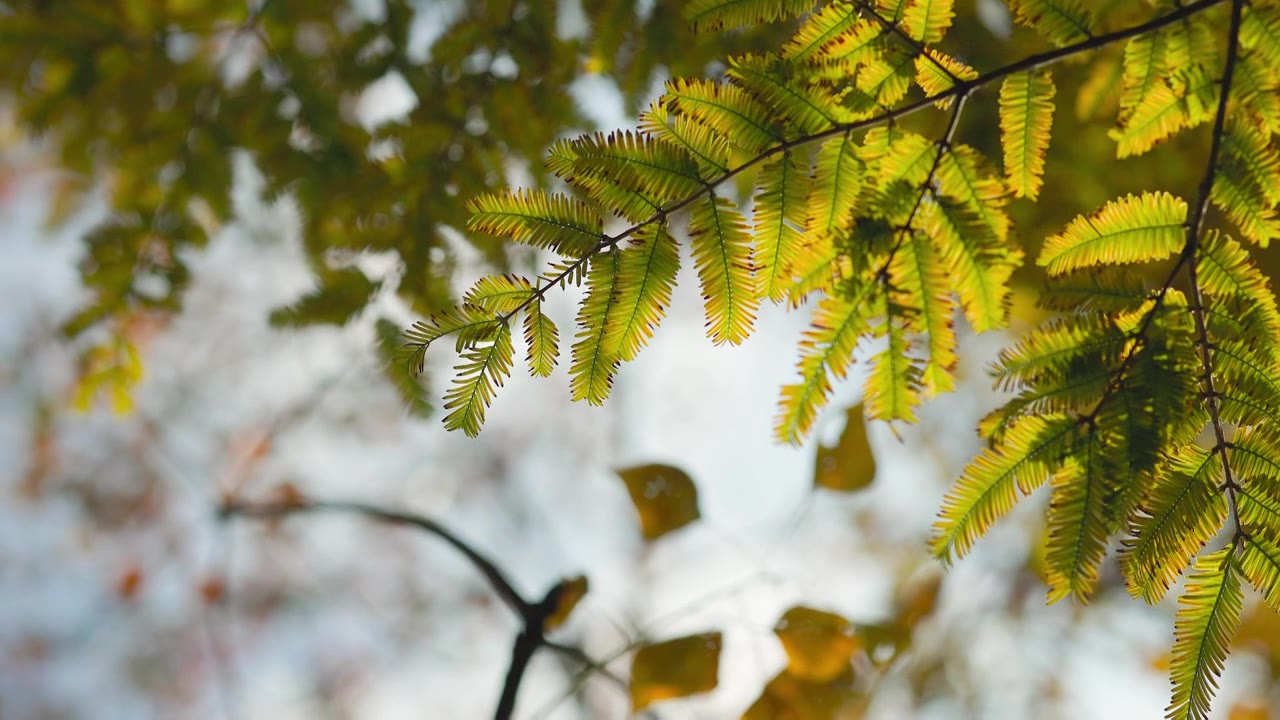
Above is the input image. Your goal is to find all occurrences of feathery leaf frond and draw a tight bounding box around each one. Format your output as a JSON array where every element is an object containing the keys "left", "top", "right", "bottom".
[
  {"left": 1167, "top": 548, "right": 1243, "bottom": 720},
  {"left": 1038, "top": 192, "right": 1187, "bottom": 276},
  {"left": 463, "top": 275, "right": 536, "bottom": 314},
  {"left": 1121, "top": 444, "right": 1226, "bottom": 604},
  {"left": 522, "top": 301, "right": 559, "bottom": 378},
  {"left": 775, "top": 287, "right": 879, "bottom": 444},
  {"left": 468, "top": 190, "right": 604, "bottom": 258},
  {"left": 684, "top": 0, "right": 811, "bottom": 33},
  {"left": 1043, "top": 431, "right": 1110, "bottom": 603},
  {"left": 902, "top": 0, "right": 955, "bottom": 44},
  {"left": 998, "top": 70, "right": 1056, "bottom": 200},
  {"left": 569, "top": 251, "right": 623, "bottom": 406},
  {"left": 755, "top": 151, "right": 812, "bottom": 303},
  {"left": 442, "top": 322, "right": 515, "bottom": 437},
  {"left": 690, "top": 193, "right": 760, "bottom": 345},
  {"left": 604, "top": 225, "right": 680, "bottom": 361},
  {"left": 662, "top": 77, "right": 780, "bottom": 154},
  {"left": 1003, "top": 0, "right": 1093, "bottom": 46},
  {"left": 932, "top": 414, "right": 1076, "bottom": 562}
]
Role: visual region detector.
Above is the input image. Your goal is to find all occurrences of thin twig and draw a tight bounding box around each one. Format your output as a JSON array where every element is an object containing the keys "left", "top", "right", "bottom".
[
  {"left": 220, "top": 498, "right": 529, "bottom": 613},
  {"left": 219, "top": 497, "right": 605, "bottom": 719},
  {"left": 1184, "top": 0, "right": 1248, "bottom": 542}
]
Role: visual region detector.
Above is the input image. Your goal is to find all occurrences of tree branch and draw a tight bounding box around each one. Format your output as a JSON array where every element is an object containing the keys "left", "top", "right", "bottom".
[
  {"left": 495, "top": 628, "right": 541, "bottom": 720},
  {"left": 218, "top": 497, "right": 600, "bottom": 719},
  {"left": 1184, "top": 0, "right": 1248, "bottom": 542}
]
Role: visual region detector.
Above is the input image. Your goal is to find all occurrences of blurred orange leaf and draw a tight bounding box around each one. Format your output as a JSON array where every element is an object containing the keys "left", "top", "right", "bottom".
[
  {"left": 774, "top": 606, "right": 860, "bottom": 682},
  {"left": 814, "top": 405, "right": 876, "bottom": 492},
  {"left": 543, "top": 575, "right": 589, "bottom": 632},
  {"left": 616, "top": 463, "right": 700, "bottom": 540},
  {"left": 1234, "top": 604, "right": 1280, "bottom": 675},
  {"left": 199, "top": 577, "right": 225, "bottom": 605},
  {"left": 272, "top": 483, "right": 306, "bottom": 507},
  {"left": 1229, "top": 701, "right": 1271, "bottom": 720},
  {"left": 116, "top": 565, "right": 144, "bottom": 601},
  {"left": 741, "top": 667, "right": 861, "bottom": 720},
  {"left": 893, "top": 572, "right": 941, "bottom": 631},
  {"left": 629, "top": 631, "right": 721, "bottom": 711}
]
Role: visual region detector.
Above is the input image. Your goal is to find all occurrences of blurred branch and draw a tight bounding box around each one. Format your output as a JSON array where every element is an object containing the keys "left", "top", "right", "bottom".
[{"left": 218, "top": 497, "right": 600, "bottom": 720}]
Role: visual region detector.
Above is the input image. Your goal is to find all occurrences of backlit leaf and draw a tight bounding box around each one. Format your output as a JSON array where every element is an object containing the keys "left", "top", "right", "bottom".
[
  {"left": 616, "top": 463, "right": 701, "bottom": 540},
  {"left": 630, "top": 632, "right": 722, "bottom": 711}
]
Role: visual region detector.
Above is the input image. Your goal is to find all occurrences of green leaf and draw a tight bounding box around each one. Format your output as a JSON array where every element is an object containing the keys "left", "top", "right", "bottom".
[
  {"left": 891, "top": 231, "right": 958, "bottom": 395},
  {"left": 604, "top": 224, "right": 680, "bottom": 361},
  {"left": 467, "top": 190, "right": 603, "bottom": 258},
  {"left": 902, "top": 0, "right": 954, "bottom": 44},
  {"left": 1121, "top": 445, "right": 1227, "bottom": 604},
  {"left": 932, "top": 414, "right": 1076, "bottom": 562},
  {"left": 441, "top": 322, "right": 515, "bottom": 437},
  {"left": 522, "top": 301, "right": 559, "bottom": 378},
  {"left": 1004, "top": 0, "right": 1093, "bottom": 46},
  {"left": 1110, "top": 67, "right": 1217, "bottom": 158},
  {"left": 755, "top": 150, "right": 811, "bottom": 303},
  {"left": 689, "top": 193, "right": 760, "bottom": 345},
  {"left": 462, "top": 274, "right": 536, "bottom": 314},
  {"left": 864, "top": 307, "right": 921, "bottom": 423},
  {"left": 805, "top": 131, "right": 864, "bottom": 238},
  {"left": 662, "top": 77, "right": 780, "bottom": 155},
  {"left": 683, "top": 0, "right": 811, "bottom": 33},
  {"left": 729, "top": 54, "right": 842, "bottom": 136},
  {"left": 569, "top": 251, "right": 623, "bottom": 405},
  {"left": 999, "top": 70, "right": 1056, "bottom": 200},
  {"left": 1043, "top": 431, "right": 1111, "bottom": 603},
  {"left": 776, "top": 288, "right": 880, "bottom": 444},
  {"left": 1038, "top": 192, "right": 1187, "bottom": 276},
  {"left": 1167, "top": 548, "right": 1243, "bottom": 720}
]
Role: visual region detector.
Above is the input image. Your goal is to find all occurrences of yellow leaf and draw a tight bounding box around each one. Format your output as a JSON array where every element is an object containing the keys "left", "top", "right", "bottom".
[
  {"left": 813, "top": 404, "right": 876, "bottom": 492},
  {"left": 630, "top": 632, "right": 721, "bottom": 711},
  {"left": 741, "top": 668, "right": 861, "bottom": 720},
  {"left": 616, "top": 463, "right": 701, "bottom": 541},
  {"left": 542, "top": 575, "right": 589, "bottom": 632},
  {"left": 1229, "top": 701, "right": 1271, "bottom": 720},
  {"left": 893, "top": 571, "right": 941, "bottom": 631},
  {"left": 773, "top": 606, "right": 860, "bottom": 682}
]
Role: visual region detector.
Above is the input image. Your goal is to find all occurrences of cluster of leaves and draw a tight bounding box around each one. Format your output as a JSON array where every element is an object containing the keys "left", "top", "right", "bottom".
[
  {"left": 1, "top": 0, "right": 786, "bottom": 412},
  {"left": 610, "top": 460, "right": 929, "bottom": 718},
  {"left": 411, "top": 0, "right": 1280, "bottom": 716}
]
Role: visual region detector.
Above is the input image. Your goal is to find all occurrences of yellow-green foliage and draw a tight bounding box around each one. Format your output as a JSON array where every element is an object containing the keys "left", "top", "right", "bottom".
[
  {"left": 401, "top": 2, "right": 1280, "bottom": 717},
  {"left": 2, "top": 0, "right": 785, "bottom": 415}
]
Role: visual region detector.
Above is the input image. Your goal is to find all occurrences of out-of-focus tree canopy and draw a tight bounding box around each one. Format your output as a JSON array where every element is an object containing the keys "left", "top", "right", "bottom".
[{"left": 0, "top": 0, "right": 788, "bottom": 410}]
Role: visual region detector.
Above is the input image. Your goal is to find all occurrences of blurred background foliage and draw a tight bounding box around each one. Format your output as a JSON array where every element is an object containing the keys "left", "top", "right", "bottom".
[
  {"left": 5, "top": 0, "right": 1280, "bottom": 718},
  {"left": 0, "top": 0, "right": 788, "bottom": 411}
]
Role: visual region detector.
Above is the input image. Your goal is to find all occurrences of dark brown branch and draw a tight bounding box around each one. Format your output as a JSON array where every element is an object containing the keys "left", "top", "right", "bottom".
[
  {"left": 219, "top": 498, "right": 599, "bottom": 720},
  {"left": 220, "top": 498, "right": 530, "bottom": 614},
  {"left": 1185, "top": 0, "right": 1248, "bottom": 542},
  {"left": 496, "top": 628, "right": 542, "bottom": 719}
]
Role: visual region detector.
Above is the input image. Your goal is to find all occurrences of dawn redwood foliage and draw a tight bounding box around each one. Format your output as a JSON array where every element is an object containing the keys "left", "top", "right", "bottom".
[{"left": 411, "top": 1, "right": 1280, "bottom": 717}]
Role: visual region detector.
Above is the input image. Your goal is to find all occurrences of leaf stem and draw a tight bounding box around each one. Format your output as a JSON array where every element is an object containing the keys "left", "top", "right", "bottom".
[{"left": 1184, "top": 0, "right": 1249, "bottom": 542}]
